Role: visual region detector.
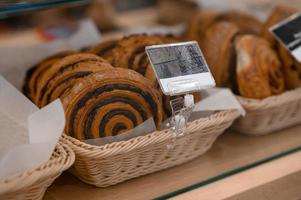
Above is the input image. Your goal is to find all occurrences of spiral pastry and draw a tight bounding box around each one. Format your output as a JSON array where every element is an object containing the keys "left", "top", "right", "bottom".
[
  {"left": 23, "top": 51, "right": 74, "bottom": 101},
  {"left": 108, "top": 34, "right": 174, "bottom": 86},
  {"left": 202, "top": 22, "right": 240, "bottom": 88},
  {"left": 87, "top": 39, "right": 118, "bottom": 59},
  {"left": 35, "top": 53, "right": 111, "bottom": 107},
  {"left": 61, "top": 68, "right": 163, "bottom": 140},
  {"left": 235, "top": 35, "right": 285, "bottom": 99}
]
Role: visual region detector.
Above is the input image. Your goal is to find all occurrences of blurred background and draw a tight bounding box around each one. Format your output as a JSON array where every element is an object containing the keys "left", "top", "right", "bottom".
[{"left": 1, "top": 0, "right": 301, "bottom": 46}]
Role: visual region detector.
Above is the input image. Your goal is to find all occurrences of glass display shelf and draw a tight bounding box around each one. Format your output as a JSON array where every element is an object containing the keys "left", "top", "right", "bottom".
[
  {"left": 0, "top": 0, "right": 90, "bottom": 18},
  {"left": 45, "top": 125, "right": 301, "bottom": 200}
]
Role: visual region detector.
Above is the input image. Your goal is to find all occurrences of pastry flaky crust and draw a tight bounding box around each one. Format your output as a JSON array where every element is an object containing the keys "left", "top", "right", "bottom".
[
  {"left": 261, "top": 5, "right": 301, "bottom": 89},
  {"left": 23, "top": 51, "right": 75, "bottom": 101},
  {"left": 61, "top": 68, "right": 163, "bottom": 140},
  {"left": 202, "top": 22, "right": 240, "bottom": 87},
  {"left": 87, "top": 39, "right": 118, "bottom": 59},
  {"left": 35, "top": 53, "right": 112, "bottom": 107},
  {"left": 185, "top": 10, "right": 262, "bottom": 46},
  {"left": 108, "top": 34, "right": 176, "bottom": 87},
  {"left": 216, "top": 10, "right": 263, "bottom": 35},
  {"left": 235, "top": 35, "right": 285, "bottom": 99}
]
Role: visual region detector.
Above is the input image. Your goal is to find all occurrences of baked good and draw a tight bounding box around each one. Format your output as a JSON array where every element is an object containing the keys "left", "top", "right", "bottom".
[
  {"left": 216, "top": 10, "right": 262, "bottom": 35},
  {"left": 185, "top": 10, "right": 218, "bottom": 45},
  {"left": 235, "top": 35, "right": 285, "bottom": 99},
  {"left": 202, "top": 22, "right": 240, "bottom": 87},
  {"left": 261, "top": 5, "right": 297, "bottom": 48},
  {"left": 61, "top": 68, "right": 163, "bottom": 140},
  {"left": 185, "top": 10, "right": 262, "bottom": 46},
  {"left": 261, "top": 5, "right": 301, "bottom": 89},
  {"left": 35, "top": 53, "right": 111, "bottom": 107},
  {"left": 108, "top": 34, "right": 175, "bottom": 87},
  {"left": 23, "top": 51, "right": 74, "bottom": 101},
  {"left": 87, "top": 39, "right": 118, "bottom": 59}
]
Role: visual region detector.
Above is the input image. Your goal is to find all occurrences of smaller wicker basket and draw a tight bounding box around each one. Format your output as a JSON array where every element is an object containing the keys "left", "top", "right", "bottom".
[
  {"left": 233, "top": 87, "right": 301, "bottom": 136},
  {"left": 62, "top": 110, "right": 240, "bottom": 187},
  {"left": 0, "top": 142, "right": 75, "bottom": 200}
]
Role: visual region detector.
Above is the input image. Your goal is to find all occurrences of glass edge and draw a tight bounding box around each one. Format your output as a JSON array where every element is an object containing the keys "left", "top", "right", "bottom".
[
  {"left": 0, "top": 0, "right": 91, "bottom": 18},
  {"left": 154, "top": 145, "right": 301, "bottom": 200}
]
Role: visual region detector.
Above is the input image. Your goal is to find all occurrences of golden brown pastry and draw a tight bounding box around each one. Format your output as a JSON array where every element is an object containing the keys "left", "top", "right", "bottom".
[
  {"left": 185, "top": 10, "right": 218, "bottom": 45},
  {"left": 108, "top": 34, "right": 175, "bottom": 87},
  {"left": 185, "top": 10, "right": 262, "bottom": 46},
  {"left": 23, "top": 51, "right": 75, "bottom": 101},
  {"left": 61, "top": 68, "right": 163, "bottom": 140},
  {"left": 202, "top": 22, "right": 240, "bottom": 87},
  {"left": 261, "top": 5, "right": 301, "bottom": 89},
  {"left": 87, "top": 39, "right": 118, "bottom": 59},
  {"left": 35, "top": 53, "right": 111, "bottom": 107},
  {"left": 216, "top": 10, "right": 263, "bottom": 35},
  {"left": 235, "top": 35, "right": 285, "bottom": 99},
  {"left": 261, "top": 5, "right": 297, "bottom": 48}
]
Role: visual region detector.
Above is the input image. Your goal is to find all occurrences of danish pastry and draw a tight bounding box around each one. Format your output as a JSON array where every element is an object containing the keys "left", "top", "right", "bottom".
[
  {"left": 35, "top": 53, "right": 111, "bottom": 107},
  {"left": 262, "top": 5, "right": 301, "bottom": 89},
  {"left": 235, "top": 35, "right": 285, "bottom": 99},
  {"left": 61, "top": 68, "right": 163, "bottom": 140},
  {"left": 23, "top": 51, "right": 74, "bottom": 101},
  {"left": 202, "top": 22, "right": 240, "bottom": 87}
]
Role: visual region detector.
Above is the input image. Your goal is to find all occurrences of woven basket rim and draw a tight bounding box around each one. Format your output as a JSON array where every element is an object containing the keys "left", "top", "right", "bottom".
[
  {"left": 0, "top": 142, "right": 75, "bottom": 194},
  {"left": 63, "top": 110, "right": 240, "bottom": 154},
  {"left": 237, "top": 87, "right": 301, "bottom": 110}
]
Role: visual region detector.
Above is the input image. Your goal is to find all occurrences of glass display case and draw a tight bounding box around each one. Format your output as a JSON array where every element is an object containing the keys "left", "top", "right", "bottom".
[{"left": 0, "top": 1, "right": 300, "bottom": 199}]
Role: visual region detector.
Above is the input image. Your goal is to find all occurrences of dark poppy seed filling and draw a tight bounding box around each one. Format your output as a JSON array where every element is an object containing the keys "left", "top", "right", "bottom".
[
  {"left": 112, "top": 124, "right": 127, "bottom": 136},
  {"left": 33, "top": 62, "right": 53, "bottom": 95},
  {"left": 95, "top": 43, "right": 117, "bottom": 57},
  {"left": 99, "top": 110, "right": 137, "bottom": 138},
  {"left": 128, "top": 46, "right": 146, "bottom": 69},
  {"left": 137, "top": 53, "right": 148, "bottom": 76},
  {"left": 45, "top": 71, "right": 93, "bottom": 104},
  {"left": 38, "top": 58, "right": 101, "bottom": 104},
  {"left": 23, "top": 65, "right": 37, "bottom": 97},
  {"left": 84, "top": 97, "right": 148, "bottom": 139},
  {"left": 68, "top": 83, "right": 158, "bottom": 138}
]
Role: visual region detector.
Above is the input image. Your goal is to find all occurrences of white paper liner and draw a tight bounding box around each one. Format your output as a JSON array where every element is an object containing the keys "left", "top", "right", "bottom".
[{"left": 0, "top": 76, "right": 65, "bottom": 178}]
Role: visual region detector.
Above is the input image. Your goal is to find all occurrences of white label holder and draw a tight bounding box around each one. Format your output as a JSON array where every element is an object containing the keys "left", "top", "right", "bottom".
[{"left": 146, "top": 41, "right": 215, "bottom": 148}]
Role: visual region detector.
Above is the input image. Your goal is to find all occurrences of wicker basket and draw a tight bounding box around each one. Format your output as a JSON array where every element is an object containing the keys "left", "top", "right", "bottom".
[
  {"left": 62, "top": 110, "right": 240, "bottom": 187},
  {"left": 232, "top": 87, "right": 301, "bottom": 136},
  {"left": 0, "top": 142, "right": 75, "bottom": 200}
]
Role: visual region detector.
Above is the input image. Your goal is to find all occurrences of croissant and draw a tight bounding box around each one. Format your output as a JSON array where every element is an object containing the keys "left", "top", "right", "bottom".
[
  {"left": 35, "top": 53, "right": 111, "bottom": 107},
  {"left": 202, "top": 22, "right": 240, "bottom": 88},
  {"left": 235, "top": 35, "right": 285, "bottom": 99},
  {"left": 23, "top": 51, "right": 74, "bottom": 101},
  {"left": 61, "top": 68, "right": 163, "bottom": 140}
]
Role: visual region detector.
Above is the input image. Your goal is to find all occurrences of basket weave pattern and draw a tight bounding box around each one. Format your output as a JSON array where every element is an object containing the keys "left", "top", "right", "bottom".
[
  {"left": 233, "top": 87, "right": 301, "bottom": 135},
  {"left": 0, "top": 143, "right": 75, "bottom": 200},
  {"left": 62, "top": 110, "right": 239, "bottom": 187}
]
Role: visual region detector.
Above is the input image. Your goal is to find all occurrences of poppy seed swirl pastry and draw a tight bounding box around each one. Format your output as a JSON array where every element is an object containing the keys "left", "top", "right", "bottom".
[
  {"left": 235, "top": 35, "right": 285, "bottom": 99},
  {"left": 108, "top": 34, "right": 173, "bottom": 87},
  {"left": 87, "top": 39, "right": 118, "bottom": 59},
  {"left": 35, "top": 53, "right": 111, "bottom": 107},
  {"left": 61, "top": 68, "right": 163, "bottom": 140},
  {"left": 261, "top": 5, "right": 301, "bottom": 89},
  {"left": 202, "top": 22, "right": 240, "bottom": 88},
  {"left": 23, "top": 51, "right": 75, "bottom": 101}
]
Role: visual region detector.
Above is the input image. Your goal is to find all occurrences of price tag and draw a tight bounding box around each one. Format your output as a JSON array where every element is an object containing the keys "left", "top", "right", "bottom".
[
  {"left": 145, "top": 41, "right": 215, "bottom": 96},
  {"left": 270, "top": 12, "right": 301, "bottom": 62}
]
